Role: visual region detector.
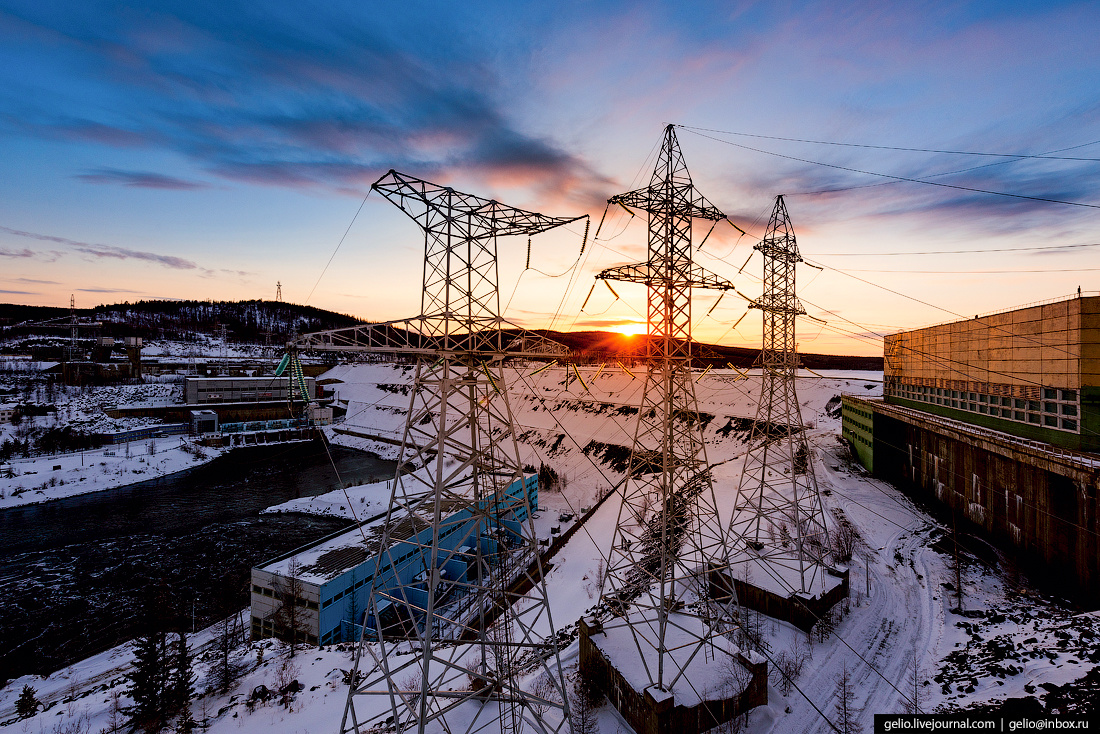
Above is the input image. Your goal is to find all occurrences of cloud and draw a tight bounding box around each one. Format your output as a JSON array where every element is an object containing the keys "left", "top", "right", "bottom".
[
  {"left": 77, "top": 287, "right": 143, "bottom": 293},
  {"left": 12, "top": 277, "right": 60, "bottom": 284},
  {"left": 0, "top": 5, "right": 604, "bottom": 202},
  {"left": 574, "top": 319, "right": 641, "bottom": 329},
  {"left": 0, "top": 247, "right": 37, "bottom": 258},
  {"left": 0, "top": 289, "right": 38, "bottom": 295},
  {"left": 0, "top": 225, "right": 200, "bottom": 269},
  {"left": 75, "top": 169, "right": 211, "bottom": 190}
]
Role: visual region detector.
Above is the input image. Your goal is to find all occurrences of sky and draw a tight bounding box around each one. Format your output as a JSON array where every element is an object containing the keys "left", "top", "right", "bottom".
[{"left": 1, "top": 0, "right": 1099, "bottom": 356}]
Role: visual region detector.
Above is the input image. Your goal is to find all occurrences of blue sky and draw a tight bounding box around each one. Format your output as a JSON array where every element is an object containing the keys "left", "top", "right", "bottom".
[{"left": 1, "top": 0, "right": 1099, "bottom": 355}]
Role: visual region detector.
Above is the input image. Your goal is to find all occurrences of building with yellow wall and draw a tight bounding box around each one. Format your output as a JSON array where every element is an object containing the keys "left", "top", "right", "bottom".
[{"left": 883, "top": 294, "right": 1100, "bottom": 451}]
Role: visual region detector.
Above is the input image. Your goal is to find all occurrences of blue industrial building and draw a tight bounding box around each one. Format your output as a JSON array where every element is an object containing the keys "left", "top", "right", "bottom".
[{"left": 251, "top": 473, "right": 538, "bottom": 646}]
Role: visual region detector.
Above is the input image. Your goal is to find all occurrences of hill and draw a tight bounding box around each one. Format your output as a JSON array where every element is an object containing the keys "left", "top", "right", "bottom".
[{"left": 0, "top": 302, "right": 883, "bottom": 369}]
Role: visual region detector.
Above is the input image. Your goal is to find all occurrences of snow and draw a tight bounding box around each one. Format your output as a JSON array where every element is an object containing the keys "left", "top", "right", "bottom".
[
  {"left": 0, "top": 377, "right": 234, "bottom": 509},
  {"left": 7, "top": 361, "right": 1100, "bottom": 733},
  {"left": 0, "top": 437, "right": 227, "bottom": 510},
  {"left": 588, "top": 611, "right": 751, "bottom": 707}
]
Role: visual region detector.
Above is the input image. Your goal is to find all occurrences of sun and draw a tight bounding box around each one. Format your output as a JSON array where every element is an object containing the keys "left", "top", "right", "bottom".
[{"left": 615, "top": 322, "right": 647, "bottom": 337}]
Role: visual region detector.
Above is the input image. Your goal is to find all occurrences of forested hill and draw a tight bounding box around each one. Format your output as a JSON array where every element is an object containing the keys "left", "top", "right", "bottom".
[
  {"left": 0, "top": 301, "right": 883, "bottom": 369},
  {"left": 0, "top": 300, "right": 363, "bottom": 342}
]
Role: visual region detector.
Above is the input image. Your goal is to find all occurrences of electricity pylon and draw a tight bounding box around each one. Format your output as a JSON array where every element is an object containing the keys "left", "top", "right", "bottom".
[
  {"left": 293, "top": 171, "right": 582, "bottom": 734},
  {"left": 728, "top": 195, "right": 831, "bottom": 594},
  {"left": 589, "top": 125, "right": 741, "bottom": 693}
]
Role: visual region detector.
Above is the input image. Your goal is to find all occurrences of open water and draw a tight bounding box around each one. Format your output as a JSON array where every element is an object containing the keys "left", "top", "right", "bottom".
[{"left": 0, "top": 441, "right": 395, "bottom": 681}]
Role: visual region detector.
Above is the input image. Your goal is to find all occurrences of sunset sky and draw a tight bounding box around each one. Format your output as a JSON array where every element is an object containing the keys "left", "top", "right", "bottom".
[{"left": 1, "top": 1, "right": 1099, "bottom": 355}]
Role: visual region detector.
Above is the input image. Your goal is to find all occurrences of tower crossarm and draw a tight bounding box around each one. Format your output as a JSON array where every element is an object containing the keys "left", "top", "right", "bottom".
[
  {"left": 609, "top": 187, "right": 725, "bottom": 222},
  {"left": 372, "top": 170, "right": 586, "bottom": 238},
  {"left": 747, "top": 293, "right": 806, "bottom": 316},
  {"left": 290, "top": 317, "right": 571, "bottom": 359},
  {"left": 597, "top": 261, "right": 736, "bottom": 291}
]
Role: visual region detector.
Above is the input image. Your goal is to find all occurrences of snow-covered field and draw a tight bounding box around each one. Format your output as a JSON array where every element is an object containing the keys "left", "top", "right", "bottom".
[
  {"left": 4, "top": 362, "right": 1097, "bottom": 733},
  {"left": 0, "top": 438, "right": 227, "bottom": 510}
]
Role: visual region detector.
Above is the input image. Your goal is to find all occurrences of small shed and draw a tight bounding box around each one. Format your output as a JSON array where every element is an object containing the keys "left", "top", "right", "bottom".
[{"left": 190, "top": 409, "right": 219, "bottom": 435}]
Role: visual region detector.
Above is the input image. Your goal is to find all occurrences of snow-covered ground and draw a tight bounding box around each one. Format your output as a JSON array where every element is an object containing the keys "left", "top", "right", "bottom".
[
  {"left": 0, "top": 438, "right": 227, "bottom": 510},
  {"left": 5, "top": 362, "right": 1097, "bottom": 733},
  {"left": 0, "top": 378, "right": 234, "bottom": 509}
]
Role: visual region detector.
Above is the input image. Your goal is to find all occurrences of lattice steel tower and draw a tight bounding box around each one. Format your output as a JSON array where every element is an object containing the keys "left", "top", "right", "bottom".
[
  {"left": 728, "top": 195, "right": 830, "bottom": 594},
  {"left": 589, "top": 125, "right": 741, "bottom": 692},
  {"left": 304, "top": 171, "right": 582, "bottom": 734}
]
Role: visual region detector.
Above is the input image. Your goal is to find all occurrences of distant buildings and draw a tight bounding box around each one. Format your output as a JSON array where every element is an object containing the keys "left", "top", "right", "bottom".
[{"left": 184, "top": 376, "right": 316, "bottom": 405}]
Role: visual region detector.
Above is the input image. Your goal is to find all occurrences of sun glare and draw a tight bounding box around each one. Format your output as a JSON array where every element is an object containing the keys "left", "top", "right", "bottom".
[{"left": 615, "top": 323, "right": 646, "bottom": 337}]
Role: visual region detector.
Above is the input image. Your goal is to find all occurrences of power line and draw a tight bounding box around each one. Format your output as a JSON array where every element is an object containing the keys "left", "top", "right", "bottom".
[
  {"left": 676, "top": 125, "right": 1100, "bottom": 162},
  {"left": 679, "top": 128, "right": 1100, "bottom": 210},
  {"left": 810, "top": 265, "right": 1100, "bottom": 274},
  {"left": 811, "top": 242, "right": 1100, "bottom": 256},
  {"left": 305, "top": 188, "right": 372, "bottom": 305}
]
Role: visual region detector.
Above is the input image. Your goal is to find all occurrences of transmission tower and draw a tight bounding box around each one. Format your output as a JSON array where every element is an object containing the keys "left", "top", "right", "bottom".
[
  {"left": 294, "top": 171, "right": 582, "bottom": 734},
  {"left": 276, "top": 281, "right": 282, "bottom": 302},
  {"left": 218, "top": 324, "right": 229, "bottom": 376},
  {"left": 584, "top": 126, "right": 749, "bottom": 703},
  {"left": 727, "top": 195, "right": 834, "bottom": 599},
  {"left": 67, "top": 294, "right": 78, "bottom": 362}
]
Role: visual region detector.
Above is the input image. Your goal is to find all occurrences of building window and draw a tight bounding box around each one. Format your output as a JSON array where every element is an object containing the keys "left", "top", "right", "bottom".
[
  {"left": 1028, "top": 414, "right": 1040, "bottom": 424},
  {"left": 1044, "top": 388, "right": 1057, "bottom": 399},
  {"left": 1029, "top": 401, "right": 1040, "bottom": 411},
  {"left": 1063, "top": 419, "right": 1078, "bottom": 431},
  {"left": 1044, "top": 415, "right": 1058, "bottom": 427},
  {"left": 1044, "top": 402, "right": 1057, "bottom": 414},
  {"left": 1015, "top": 399, "right": 1026, "bottom": 409},
  {"left": 1062, "top": 404, "right": 1078, "bottom": 416},
  {"left": 1015, "top": 411, "right": 1025, "bottom": 421},
  {"left": 1062, "top": 389, "right": 1077, "bottom": 401}
]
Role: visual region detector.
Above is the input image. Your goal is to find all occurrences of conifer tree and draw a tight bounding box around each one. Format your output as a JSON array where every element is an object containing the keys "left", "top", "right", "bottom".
[
  {"left": 127, "top": 629, "right": 168, "bottom": 732},
  {"left": 167, "top": 631, "right": 195, "bottom": 718},
  {"left": 15, "top": 684, "right": 39, "bottom": 718}
]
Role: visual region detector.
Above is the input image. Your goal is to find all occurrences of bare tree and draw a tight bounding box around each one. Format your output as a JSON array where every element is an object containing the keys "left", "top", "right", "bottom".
[
  {"left": 714, "top": 657, "right": 752, "bottom": 734},
  {"left": 211, "top": 574, "right": 245, "bottom": 693},
  {"left": 770, "top": 636, "right": 810, "bottom": 696},
  {"left": 829, "top": 518, "right": 856, "bottom": 563},
  {"left": 530, "top": 673, "right": 559, "bottom": 719},
  {"left": 271, "top": 558, "right": 308, "bottom": 657},
  {"left": 834, "top": 663, "right": 860, "bottom": 734}
]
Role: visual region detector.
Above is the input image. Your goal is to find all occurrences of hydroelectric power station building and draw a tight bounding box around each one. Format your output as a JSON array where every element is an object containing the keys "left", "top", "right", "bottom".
[
  {"left": 250, "top": 474, "right": 538, "bottom": 646},
  {"left": 842, "top": 294, "right": 1100, "bottom": 600}
]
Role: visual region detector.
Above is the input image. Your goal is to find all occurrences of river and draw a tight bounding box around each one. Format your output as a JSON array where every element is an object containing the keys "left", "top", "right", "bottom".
[{"left": 0, "top": 441, "right": 396, "bottom": 681}]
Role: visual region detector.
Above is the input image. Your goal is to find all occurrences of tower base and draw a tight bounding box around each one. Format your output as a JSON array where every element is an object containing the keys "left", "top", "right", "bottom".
[
  {"left": 709, "top": 559, "right": 849, "bottom": 633},
  {"left": 579, "top": 616, "right": 767, "bottom": 734}
]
